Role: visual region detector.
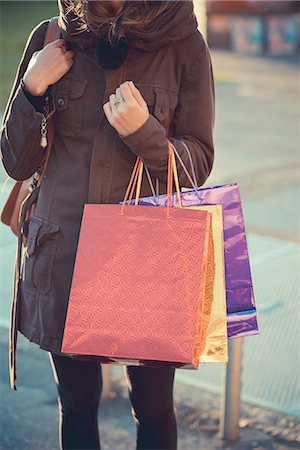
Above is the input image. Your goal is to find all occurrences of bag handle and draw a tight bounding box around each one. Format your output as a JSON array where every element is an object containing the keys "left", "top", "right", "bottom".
[
  {"left": 175, "top": 139, "right": 199, "bottom": 191},
  {"left": 120, "top": 142, "right": 182, "bottom": 216},
  {"left": 7, "top": 16, "right": 61, "bottom": 392},
  {"left": 152, "top": 139, "right": 203, "bottom": 201}
]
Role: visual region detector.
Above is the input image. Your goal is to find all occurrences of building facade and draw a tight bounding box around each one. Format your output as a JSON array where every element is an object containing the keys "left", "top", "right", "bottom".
[{"left": 206, "top": 0, "right": 300, "bottom": 55}]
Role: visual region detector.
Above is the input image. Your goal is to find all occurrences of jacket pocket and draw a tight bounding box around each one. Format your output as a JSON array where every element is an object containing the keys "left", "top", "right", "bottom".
[
  {"left": 23, "top": 216, "right": 60, "bottom": 296},
  {"left": 53, "top": 77, "right": 88, "bottom": 138},
  {"left": 135, "top": 84, "right": 179, "bottom": 124}
]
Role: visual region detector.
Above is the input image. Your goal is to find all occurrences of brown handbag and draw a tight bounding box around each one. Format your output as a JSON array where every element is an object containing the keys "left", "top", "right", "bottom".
[{"left": 1, "top": 17, "right": 60, "bottom": 237}]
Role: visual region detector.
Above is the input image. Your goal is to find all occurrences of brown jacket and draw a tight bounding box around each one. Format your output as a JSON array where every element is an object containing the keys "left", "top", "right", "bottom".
[{"left": 0, "top": 0, "right": 215, "bottom": 389}]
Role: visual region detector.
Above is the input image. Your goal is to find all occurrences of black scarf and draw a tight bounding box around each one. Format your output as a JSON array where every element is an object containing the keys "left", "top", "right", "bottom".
[{"left": 94, "top": 35, "right": 129, "bottom": 70}]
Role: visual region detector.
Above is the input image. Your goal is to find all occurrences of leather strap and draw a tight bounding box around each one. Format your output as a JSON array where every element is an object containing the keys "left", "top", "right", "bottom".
[{"left": 9, "top": 16, "right": 60, "bottom": 391}]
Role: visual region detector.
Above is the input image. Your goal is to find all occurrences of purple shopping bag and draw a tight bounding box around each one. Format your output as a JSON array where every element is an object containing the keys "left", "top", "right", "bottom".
[{"left": 133, "top": 182, "right": 258, "bottom": 339}]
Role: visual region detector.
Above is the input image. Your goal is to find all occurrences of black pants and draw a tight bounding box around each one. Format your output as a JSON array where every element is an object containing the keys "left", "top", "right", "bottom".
[{"left": 48, "top": 352, "right": 177, "bottom": 450}]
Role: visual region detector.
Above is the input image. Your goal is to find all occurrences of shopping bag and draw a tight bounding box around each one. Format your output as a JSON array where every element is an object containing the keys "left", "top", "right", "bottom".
[
  {"left": 128, "top": 140, "right": 258, "bottom": 339},
  {"left": 121, "top": 152, "right": 228, "bottom": 362},
  {"left": 194, "top": 205, "right": 228, "bottom": 363},
  {"left": 61, "top": 144, "right": 216, "bottom": 369},
  {"left": 121, "top": 154, "right": 229, "bottom": 363}
]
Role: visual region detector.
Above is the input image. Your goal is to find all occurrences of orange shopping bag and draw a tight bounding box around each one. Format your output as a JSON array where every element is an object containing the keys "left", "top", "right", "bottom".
[{"left": 61, "top": 143, "right": 214, "bottom": 369}]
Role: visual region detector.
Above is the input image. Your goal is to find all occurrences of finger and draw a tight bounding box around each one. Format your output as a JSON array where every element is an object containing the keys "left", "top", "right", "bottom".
[
  {"left": 32, "top": 50, "right": 41, "bottom": 58},
  {"left": 52, "top": 39, "right": 68, "bottom": 48},
  {"left": 64, "top": 50, "right": 75, "bottom": 59},
  {"left": 103, "top": 101, "right": 113, "bottom": 124},
  {"left": 109, "top": 94, "right": 119, "bottom": 119},
  {"left": 55, "top": 41, "right": 69, "bottom": 54},
  {"left": 119, "top": 81, "right": 134, "bottom": 104},
  {"left": 115, "top": 87, "right": 124, "bottom": 104},
  {"left": 128, "top": 81, "right": 146, "bottom": 108}
]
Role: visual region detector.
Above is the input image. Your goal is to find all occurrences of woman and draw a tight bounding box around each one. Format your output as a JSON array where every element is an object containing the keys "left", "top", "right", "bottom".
[{"left": 0, "top": 0, "right": 215, "bottom": 448}]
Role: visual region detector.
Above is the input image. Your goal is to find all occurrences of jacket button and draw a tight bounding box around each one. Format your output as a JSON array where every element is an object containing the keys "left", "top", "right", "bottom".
[{"left": 57, "top": 97, "right": 65, "bottom": 107}]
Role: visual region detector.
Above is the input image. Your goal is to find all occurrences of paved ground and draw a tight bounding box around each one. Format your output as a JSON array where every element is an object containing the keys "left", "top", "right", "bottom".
[
  {"left": 0, "top": 328, "right": 299, "bottom": 450},
  {"left": 0, "top": 49, "right": 300, "bottom": 449}
]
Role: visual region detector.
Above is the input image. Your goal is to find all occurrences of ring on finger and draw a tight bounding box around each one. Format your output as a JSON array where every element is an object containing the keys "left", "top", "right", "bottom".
[{"left": 114, "top": 94, "right": 124, "bottom": 106}]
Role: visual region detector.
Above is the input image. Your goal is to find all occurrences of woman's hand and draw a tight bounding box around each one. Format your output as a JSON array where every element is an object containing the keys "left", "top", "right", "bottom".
[
  {"left": 23, "top": 39, "right": 74, "bottom": 96},
  {"left": 103, "top": 81, "right": 150, "bottom": 137}
]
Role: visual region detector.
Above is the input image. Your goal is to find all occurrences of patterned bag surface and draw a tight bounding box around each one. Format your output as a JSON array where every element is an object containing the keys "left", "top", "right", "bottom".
[{"left": 61, "top": 145, "right": 221, "bottom": 368}]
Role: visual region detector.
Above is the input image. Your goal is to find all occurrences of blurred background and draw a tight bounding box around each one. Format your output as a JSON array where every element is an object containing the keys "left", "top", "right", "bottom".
[{"left": 0, "top": 1, "right": 299, "bottom": 449}]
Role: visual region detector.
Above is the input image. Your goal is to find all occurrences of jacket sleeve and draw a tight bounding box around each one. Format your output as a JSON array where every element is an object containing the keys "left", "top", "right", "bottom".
[
  {"left": 0, "top": 19, "right": 56, "bottom": 181},
  {"left": 118, "top": 33, "right": 215, "bottom": 188},
  {"left": 21, "top": 81, "right": 54, "bottom": 114}
]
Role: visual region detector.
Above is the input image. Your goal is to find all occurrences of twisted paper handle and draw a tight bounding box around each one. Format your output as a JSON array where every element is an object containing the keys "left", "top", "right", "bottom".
[{"left": 120, "top": 141, "right": 182, "bottom": 216}]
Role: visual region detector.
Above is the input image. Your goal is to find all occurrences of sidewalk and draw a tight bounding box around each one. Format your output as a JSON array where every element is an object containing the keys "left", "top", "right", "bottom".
[
  {"left": 0, "top": 328, "right": 299, "bottom": 450},
  {"left": 1, "top": 49, "right": 300, "bottom": 449}
]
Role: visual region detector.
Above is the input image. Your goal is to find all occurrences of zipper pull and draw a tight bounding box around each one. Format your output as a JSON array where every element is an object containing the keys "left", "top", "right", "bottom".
[{"left": 40, "top": 95, "right": 50, "bottom": 148}]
